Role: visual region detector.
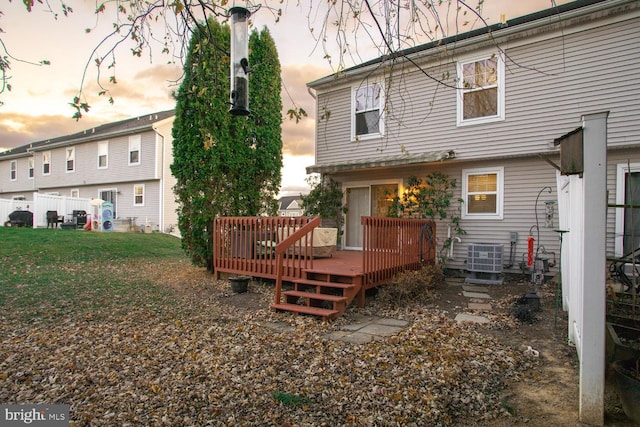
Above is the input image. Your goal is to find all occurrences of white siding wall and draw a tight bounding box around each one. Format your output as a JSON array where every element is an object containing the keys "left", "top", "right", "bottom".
[
  {"left": 30, "top": 130, "right": 158, "bottom": 190},
  {"left": 332, "top": 156, "right": 562, "bottom": 273},
  {"left": 313, "top": 12, "right": 640, "bottom": 166},
  {"left": 0, "top": 156, "right": 35, "bottom": 193},
  {"left": 153, "top": 117, "right": 179, "bottom": 233}
]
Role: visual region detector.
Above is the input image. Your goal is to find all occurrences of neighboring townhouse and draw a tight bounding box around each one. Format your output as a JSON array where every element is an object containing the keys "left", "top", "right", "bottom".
[
  {"left": 306, "top": 0, "right": 640, "bottom": 274},
  {"left": 277, "top": 196, "right": 304, "bottom": 217},
  {"left": 0, "top": 110, "right": 178, "bottom": 233}
]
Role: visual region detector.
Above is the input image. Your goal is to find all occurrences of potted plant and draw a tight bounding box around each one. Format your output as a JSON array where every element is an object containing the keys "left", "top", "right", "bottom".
[
  {"left": 613, "top": 357, "right": 640, "bottom": 423},
  {"left": 228, "top": 275, "right": 250, "bottom": 293}
]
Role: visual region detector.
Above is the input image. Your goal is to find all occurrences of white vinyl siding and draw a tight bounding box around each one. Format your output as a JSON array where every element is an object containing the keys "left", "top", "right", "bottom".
[
  {"left": 311, "top": 12, "right": 640, "bottom": 166},
  {"left": 129, "top": 135, "right": 141, "bottom": 165},
  {"left": 462, "top": 167, "right": 504, "bottom": 220}
]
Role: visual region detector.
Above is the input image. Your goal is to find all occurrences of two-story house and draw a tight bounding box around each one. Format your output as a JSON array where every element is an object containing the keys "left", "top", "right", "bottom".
[
  {"left": 0, "top": 110, "right": 178, "bottom": 233},
  {"left": 277, "top": 196, "right": 304, "bottom": 217},
  {"left": 306, "top": 0, "right": 640, "bottom": 274}
]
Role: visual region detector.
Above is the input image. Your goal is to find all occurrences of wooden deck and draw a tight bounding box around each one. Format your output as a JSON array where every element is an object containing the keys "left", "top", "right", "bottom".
[{"left": 213, "top": 216, "right": 436, "bottom": 320}]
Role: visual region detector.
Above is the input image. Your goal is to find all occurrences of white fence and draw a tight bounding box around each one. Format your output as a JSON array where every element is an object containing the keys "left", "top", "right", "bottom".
[
  {"left": 554, "top": 112, "right": 608, "bottom": 425},
  {"left": 1, "top": 193, "right": 93, "bottom": 228}
]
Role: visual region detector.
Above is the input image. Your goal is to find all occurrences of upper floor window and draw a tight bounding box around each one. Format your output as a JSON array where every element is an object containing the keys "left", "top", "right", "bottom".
[
  {"left": 129, "top": 135, "right": 141, "bottom": 165},
  {"left": 42, "top": 151, "right": 51, "bottom": 175},
  {"left": 352, "top": 82, "right": 384, "bottom": 140},
  {"left": 28, "top": 158, "right": 34, "bottom": 179},
  {"left": 98, "top": 141, "right": 108, "bottom": 169},
  {"left": 457, "top": 53, "right": 505, "bottom": 126},
  {"left": 133, "top": 184, "right": 145, "bottom": 206},
  {"left": 461, "top": 167, "right": 504, "bottom": 220},
  {"left": 66, "top": 147, "right": 75, "bottom": 172},
  {"left": 10, "top": 161, "right": 17, "bottom": 181}
]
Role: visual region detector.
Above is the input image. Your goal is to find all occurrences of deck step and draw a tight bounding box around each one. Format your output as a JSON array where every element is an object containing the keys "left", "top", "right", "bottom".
[
  {"left": 283, "top": 290, "right": 348, "bottom": 303},
  {"left": 271, "top": 303, "right": 339, "bottom": 320},
  {"left": 294, "top": 278, "right": 358, "bottom": 290}
]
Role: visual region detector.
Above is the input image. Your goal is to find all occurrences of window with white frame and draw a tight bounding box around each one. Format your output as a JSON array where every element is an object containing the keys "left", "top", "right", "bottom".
[
  {"left": 71, "top": 189, "right": 80, "bottom": 198},
  {"left": 457, "top": 53, "right": 505, "bottom": 126},
  {"left": 28, "top": 158, "right": 34, "bottom": 179},
  {"left": 615, "top": 163, "right": 640, "bottom": 257},
  {"left": 66, "top": 147, "right": 75, "bottom": 172},
  {"left": 10, "top": 161, "right": 17, "bottom": 181},
  {"left": 352, "top": 82, "right": 384, "bottom": 140},
  {"left": 98, "top": 141, "right": 108, "bottom": 168},
  {"left": 129, "top": 135, "right": 141, "bottom": 165},
  {"left": 42, "top": 151, "right": 51, "bottom": 175},
  {"left": 462, "top": 167, "right": 504, "bottom": 219},
  {"left": 133, "top": 184, "right": 145, "bottom": 206}
]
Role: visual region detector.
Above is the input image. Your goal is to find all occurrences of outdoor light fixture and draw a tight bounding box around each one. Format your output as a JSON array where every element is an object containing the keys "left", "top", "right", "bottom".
[{"left": 229, "top": 6, "right": 251, "bottom": 116}]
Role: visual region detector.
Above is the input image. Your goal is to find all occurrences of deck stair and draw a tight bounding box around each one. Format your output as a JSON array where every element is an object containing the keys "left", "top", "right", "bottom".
[{"left": 271, "top": 270, "right": 362, "bottom": 321}]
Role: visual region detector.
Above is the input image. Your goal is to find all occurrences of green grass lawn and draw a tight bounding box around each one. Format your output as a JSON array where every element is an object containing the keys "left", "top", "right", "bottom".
[{"left": 0, "top": 228, "right": 189, "bottom": 322}]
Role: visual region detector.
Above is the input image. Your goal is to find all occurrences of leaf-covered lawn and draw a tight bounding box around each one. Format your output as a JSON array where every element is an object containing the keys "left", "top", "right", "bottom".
[{"left": 0, "top": 229, "right": 527, "bottom": 426}]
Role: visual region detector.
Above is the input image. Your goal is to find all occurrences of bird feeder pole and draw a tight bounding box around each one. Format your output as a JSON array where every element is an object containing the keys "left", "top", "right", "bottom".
[{"left": 229, "top": 6, "right": 251, "bottom": 116}]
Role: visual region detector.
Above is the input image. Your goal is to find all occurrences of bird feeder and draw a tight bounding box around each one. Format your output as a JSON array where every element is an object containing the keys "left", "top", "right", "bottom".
[{"left": 229, "top": 6, "right": 251, "bottom": 116}]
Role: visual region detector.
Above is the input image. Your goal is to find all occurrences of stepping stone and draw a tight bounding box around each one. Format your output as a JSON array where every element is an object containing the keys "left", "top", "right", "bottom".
[
  {"left": 326, "top": 331, "right": 372, "bottom": 344},
  {"left": 455, "top": 313, "right": 489, "bottom": 324},
  {"left": 375, "top": 318, "right": 410, "bottom": 327},
  {"left": 468, "top": 302, "right": 492, "bottom": 311},
  {"left": 358, "top": 323, "right": 405, "bottom": 337},
  {"left": 462, "top": 291, "right": 491, "bottom": 299},
  {"left": 261, "top": 321, "right": 294, "bottom": 332},
  {"left": 463, "top": 285, "right": 489, "bottom": 293}
]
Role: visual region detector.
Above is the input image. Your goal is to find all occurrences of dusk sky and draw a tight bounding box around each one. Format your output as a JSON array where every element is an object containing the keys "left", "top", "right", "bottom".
[{"left": 0, "top": 0, "right": 571, "bottom": 196}]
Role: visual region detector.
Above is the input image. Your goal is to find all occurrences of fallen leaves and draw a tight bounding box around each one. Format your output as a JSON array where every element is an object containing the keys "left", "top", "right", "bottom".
[{"left": 0, "top": 259, "right": 530, "bottom": 426}]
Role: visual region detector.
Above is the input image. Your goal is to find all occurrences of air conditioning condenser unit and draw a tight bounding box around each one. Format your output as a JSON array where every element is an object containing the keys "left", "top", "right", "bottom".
[{"left": 465, "top": 243, "right": 504, "bottom": 285}]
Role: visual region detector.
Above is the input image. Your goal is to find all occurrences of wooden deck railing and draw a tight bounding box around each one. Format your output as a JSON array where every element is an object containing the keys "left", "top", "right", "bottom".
[
  {"left": 273, "top": 216, "right": 321, "bottom": 305},
  {"left": 213, "top": 216, "right": 320, "bottom": 281},
  {"left": 361, "top": 216, "right": 436, "bottom": 288}
]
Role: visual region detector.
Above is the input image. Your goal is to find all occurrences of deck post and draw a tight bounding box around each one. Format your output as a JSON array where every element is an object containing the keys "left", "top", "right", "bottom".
[{"left": 274, "top": 254, "right": 283, "bottom": 305}]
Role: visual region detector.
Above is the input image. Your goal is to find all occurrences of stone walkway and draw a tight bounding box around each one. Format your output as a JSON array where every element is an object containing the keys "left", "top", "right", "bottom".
[
  {"left": 262, "top": 281, "right": 497, "bottom": 342},
  {"left": 326, "top": 315, "right": 410, "bottom": 343},
  {"left": 455, "top": 284, "right": 493, "bottom": 324},
  {"left": 260, "top": 315, "right": 411, "bottom": 344}
]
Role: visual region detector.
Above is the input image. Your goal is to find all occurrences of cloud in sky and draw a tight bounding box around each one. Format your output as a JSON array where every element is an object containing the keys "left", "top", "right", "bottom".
[{"left": 1, "top": 0, "right": 573, "bottom": 189}]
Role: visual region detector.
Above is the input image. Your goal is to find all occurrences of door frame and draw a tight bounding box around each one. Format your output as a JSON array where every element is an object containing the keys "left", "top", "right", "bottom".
[{"left": 342, "top": 179, "right": 401, "bottom": 250}]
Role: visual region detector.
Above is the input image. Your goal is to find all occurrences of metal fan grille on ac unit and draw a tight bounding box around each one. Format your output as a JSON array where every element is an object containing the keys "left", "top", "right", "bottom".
[{"left": 465, "top": 243, "right": 504, "bottom": 285}]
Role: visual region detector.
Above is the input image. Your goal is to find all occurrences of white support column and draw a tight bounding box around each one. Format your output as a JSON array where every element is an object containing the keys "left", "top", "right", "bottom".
[{"left": 579, "top": 111, "right": 608, "bottom": 425}]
